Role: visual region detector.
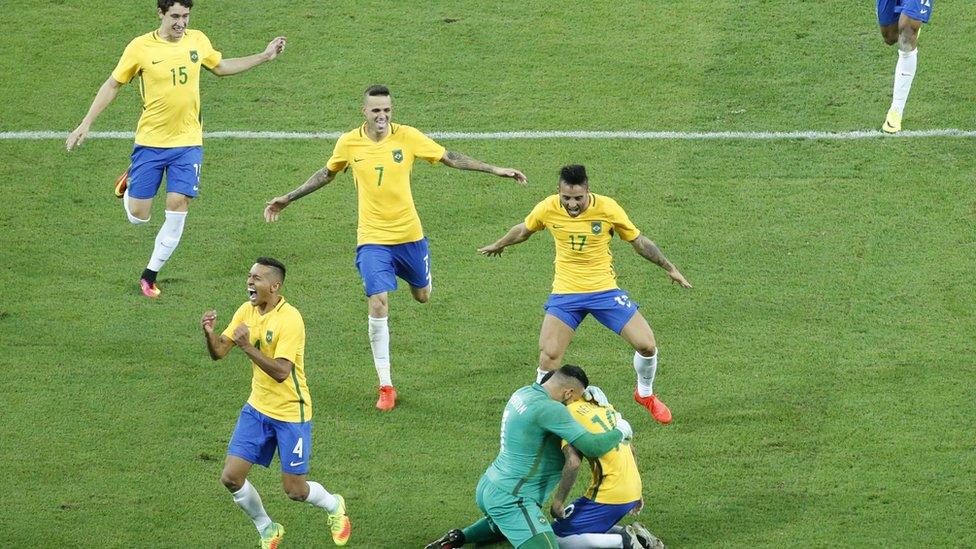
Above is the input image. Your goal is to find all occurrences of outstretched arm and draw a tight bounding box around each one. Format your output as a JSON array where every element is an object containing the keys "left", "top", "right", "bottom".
[
  {"left": 209, "top": 37, "right": 286, "bottom": 76},
  {"left": 440, "top": 150, "right": 527, "bottom": 185},
  {"left": 550, "top": 444, "right": 582, "bottom": 518},
  {"left": 478, "top": 222, "right": 535, "bottom": 256},
  {"left": 630, "top": 235, "right": 692, "bottom": 288},
  {"left": 264, "top": 167, "right": 338, "bottom": 222},
  {"left": 66, "top": 76, "right": 123, "bottom": 151}
]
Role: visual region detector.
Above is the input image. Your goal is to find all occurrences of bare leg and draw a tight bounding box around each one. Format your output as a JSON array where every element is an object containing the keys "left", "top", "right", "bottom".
[{"left": 538, "top": 314, "right": 576, "bottom": 378}]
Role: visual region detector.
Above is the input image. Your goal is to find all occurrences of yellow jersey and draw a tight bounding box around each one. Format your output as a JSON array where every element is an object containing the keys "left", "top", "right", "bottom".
[
  {"left": 111, "top": 30, "right": 222, "bottom": 148},
  {"left": 222, "top": 297, "right": 312, "bottom": 423},
  {"left": 524, "top": 193, "right": 641, "bottom": 294},
  {"left": 326, "top": 123, "right": 446, "bottom": 245},
  {"left": 566, "top": 400, "right": 642, "bottom": 504}
]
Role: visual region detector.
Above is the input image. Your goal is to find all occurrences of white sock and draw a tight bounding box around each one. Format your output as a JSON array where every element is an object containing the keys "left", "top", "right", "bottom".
[
  {"left": 890, "top": 48, "right": 917, "bottom": 115},
  {"left": 368, "top": 316, "right": 392, "bottom": 386},
  {"left": 536, "top": 368, "right": 549, "bottom": 383},
  {"left": 305, "top": 481, "right": 339, "bottom": 513},
  {"left": 557, "top": 533, "right": 624, "bottom": 549},
  {"left": 634, "top": 349, "right": 658, "bottom": 398},
  {"left": 146, "top": 210, "right": 187, "bottom": 272},
  {"left": 122, "top": 190, "right": 150, "bottom": 224},
  {"left": 231, "top": 479, "right": 273, "bottom": 533}
]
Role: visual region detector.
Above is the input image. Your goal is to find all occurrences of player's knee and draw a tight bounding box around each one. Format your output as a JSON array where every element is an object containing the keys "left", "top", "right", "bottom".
[
  {"left": 220, "top": 472, "right": 243, "bottom": 492},
  {"left": 412, "top": 289, "right": 430, "bottom": 304},
  {"left": 539, "top": 346, "right": 562, "bottom": 365},
  {"left": 897, "top": 27, "right": 918, "bottom": 49},
  {"left": 883, "top": 34, "right": 898, "bottom": 46}
]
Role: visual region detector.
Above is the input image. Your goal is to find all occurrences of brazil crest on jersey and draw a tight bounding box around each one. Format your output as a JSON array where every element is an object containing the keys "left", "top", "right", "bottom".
[
  {"left": 484, "top": 384, "right": 590, "bottom": 504},
  {"left": 111, "top": 30, "right": 222, "bottom": 148},
  {"left": 222, "top": 297, "right": 312, "bottom": 423},
  {"left": 326, "top": 123, "right": 446, "bottom": 245},
  {"left": 565, "top": 400, "right": 642, "bottom": 504},
  {"left": 524, "top": 193, "right": 641, "bottom": 294}
]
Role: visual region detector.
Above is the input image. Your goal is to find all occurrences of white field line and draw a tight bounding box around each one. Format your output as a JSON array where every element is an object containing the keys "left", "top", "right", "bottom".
[{"left": 2, "top": 129, "right": 976, "bottom": 140}]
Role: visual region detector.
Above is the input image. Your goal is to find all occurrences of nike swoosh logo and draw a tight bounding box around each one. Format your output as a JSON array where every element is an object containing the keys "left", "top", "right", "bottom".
[
  {"left": 152, "top": 60, "right": 164, "bottom": 64},
  {"left": 353, "top": 158, "right": 364, "bottom": 163},
  {"left": 289, "top": 461, "right": 305, "bottom": 467},
  {"left": 552, "top": 225, "right": 563, "bottom": 229},
  {"left": 920, "top": 9, "right": 927, "bottom": 13}
]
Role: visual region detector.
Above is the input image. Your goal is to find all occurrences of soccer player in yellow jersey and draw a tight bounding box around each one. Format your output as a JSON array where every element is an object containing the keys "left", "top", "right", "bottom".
[
  {"left": 264, "top": 85, "right": 527, "bottom": 411},
  {"left": 201, "top": 257, "right": 351, "bottom": 547},
  {"left": 549, "top": 395, "right": 664, "bottom": 549},
  {"left": 479, "top": 165, "right": 692, "bottom": 425},
  {"left": 66, "top": 0, "right": 286, "bottom": 299}
]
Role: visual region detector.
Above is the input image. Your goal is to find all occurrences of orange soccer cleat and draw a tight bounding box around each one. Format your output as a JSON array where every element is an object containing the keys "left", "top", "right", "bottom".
[
  {"left": 140, "top": 278, "right": 160, "bottom": 298},
  {"left": 114, "top": 168, "right": 129, "bottom": 198},
  {"left": 376, "top": 385, "right": 397, "bottom": 411},
  {"left": 634, "top": 390, "right": 672, "bottom": 425}
]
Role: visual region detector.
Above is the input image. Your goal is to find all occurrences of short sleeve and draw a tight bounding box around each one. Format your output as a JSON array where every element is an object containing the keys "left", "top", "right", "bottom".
[
  {"left": 198, "top": 32, "right": 222, "bottom": 69},
  {"left": 535, "top": 400, "right": 589, "bottom": 445},
  {"left": 220, "top": 303, "right": 249, "bottom": 340},
  {"left": 524, "top": 199, "right": 549, "bottom": 232},
  {"left": 110, "top": 41, "right": 141, "bottom": 84},
  {"left": 326, "top": 134, "right": 349, "bottom": 173},
  {"left": 273, "top": 311, "right": 305, "bottom": 364},
  {"left": 608, "top": 199, "right": 640, "bottom": 241},
  {"left": 407, "top": 127, "right": 446, "bottom": 164}
]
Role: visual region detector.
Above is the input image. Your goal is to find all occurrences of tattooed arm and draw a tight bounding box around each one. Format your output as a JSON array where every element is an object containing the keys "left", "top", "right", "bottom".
[
  {"left": 440, "top": 150, "right": 527, "bottom": 184},
  {"left": 264, "top": 167, "right": 338, "bottom": 222},
  {"left": 630, "top": 235, "right": 692, "bottom": 288}
]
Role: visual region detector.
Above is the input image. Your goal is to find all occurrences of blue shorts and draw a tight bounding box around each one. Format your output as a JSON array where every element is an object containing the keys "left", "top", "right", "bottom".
[
  {"left": 552, "top": 497, "right": 640, "bottom": 537},
  {"left": 128, "top": 145, "right": 203, "bottom": 199},
  {"left": 877, "top": 0, "right": 932, "bottom": 25},
  {"left": 544, "top": 289, "right": 639, "bottom": 334},
  {"left": 227, "top": 403, "right": 312, "bottom": 475},
  {"left": 355, "top": 237, "right": 431, "bottom": 297}
]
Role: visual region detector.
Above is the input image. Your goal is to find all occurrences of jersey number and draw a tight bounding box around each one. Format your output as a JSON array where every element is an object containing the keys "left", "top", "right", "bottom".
[
  {"left": 569, "top": 235, "right": 587, "bottom": 251},
  {"left": 293, "top": 438, "right": 303, "bottom": 458},
  {"left": 171, "top": 66, "right": 188, "bottom": 86},
  {"left": 374, "top": 166, "right": 384, "bottom": 186}
]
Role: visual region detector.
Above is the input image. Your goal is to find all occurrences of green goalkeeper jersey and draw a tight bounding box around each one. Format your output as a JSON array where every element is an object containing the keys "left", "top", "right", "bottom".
[{"left": 484, "top": 383, "right": 623, "bottom": 504}]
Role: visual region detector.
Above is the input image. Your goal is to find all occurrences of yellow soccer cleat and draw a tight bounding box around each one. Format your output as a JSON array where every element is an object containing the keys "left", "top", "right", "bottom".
[
  {"left": 882, "top": 110, "right": 902, "bottom": 134},
  {"left": 328, "top": 494, "right": 351, "bottom": 546},
  {"left": 260, "top": 522, "right": 285, "bottom": 549}
]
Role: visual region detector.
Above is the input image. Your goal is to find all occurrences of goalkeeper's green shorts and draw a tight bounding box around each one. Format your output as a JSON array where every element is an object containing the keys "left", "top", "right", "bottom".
[{"left": 475, "top": 475, "right": 556, "bottom": 548}]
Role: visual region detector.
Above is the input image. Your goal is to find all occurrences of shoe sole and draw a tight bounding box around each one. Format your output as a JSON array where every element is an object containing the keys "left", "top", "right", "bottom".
[{"left": 114, "top": 169, "right": 129, "bottom": 198}]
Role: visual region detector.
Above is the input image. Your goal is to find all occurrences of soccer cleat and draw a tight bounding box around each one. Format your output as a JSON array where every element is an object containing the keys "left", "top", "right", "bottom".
[
  {"left": 114, "top": 168, "right": 129, "bottom": 198},
  {"left": 260, "top": 522, "right": 285, "bottom": 549},
  {"left": 634, "top": 390, "right": 672, "bottom": 425},
  {"left": 882, "top": 110, "right": 902, "bottom": 134},
  {"left": 140, "top": 278, "right": 161, "bottom": 298},
  {"left": 628, "top": 522, "right": 665, "bottom": 549},
  {"left": 327, "top": 494, "right": 351, "bottom": 546},
  {"left": 376, "top": 385, "right": 397, "bottom": 411},
  {"left": 424, "top": 529, "right": 465, "bottom": 549}
]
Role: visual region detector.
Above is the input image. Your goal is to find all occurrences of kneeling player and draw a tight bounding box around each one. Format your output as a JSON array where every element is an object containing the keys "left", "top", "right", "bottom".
[{"left": 201, "top": 257, "right": 350, "bottom": 547}]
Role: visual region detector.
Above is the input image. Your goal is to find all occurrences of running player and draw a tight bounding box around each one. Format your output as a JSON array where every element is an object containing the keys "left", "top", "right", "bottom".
[
  {"left": 201, "top": 257, "right": 350, "bottom": 547},
  {"left": 877, "top": 0, "right": 933, "bottom": 133},
  {"left": 478, "top": 164, "right": 692, "bottom": 424}
]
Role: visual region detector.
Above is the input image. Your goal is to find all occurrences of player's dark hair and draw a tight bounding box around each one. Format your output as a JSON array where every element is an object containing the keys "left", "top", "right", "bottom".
[
  {"left": 158, "top": 0, "right": 192, "bottom": 13},
  {"left": 557, "top": 364, "right": 589, "bottom": 388},
  {"left": 559, "top": 165, "right": 588, "bottom": 187},
  {"left": 364, "top": 85, "right": 391, "bottom": 98},
  {"left": 255, "top": 257, "right": 286, "bottom": 282}
]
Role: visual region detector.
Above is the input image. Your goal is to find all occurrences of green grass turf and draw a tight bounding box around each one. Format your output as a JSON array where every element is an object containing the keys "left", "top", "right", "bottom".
[{"left": 1, "top": 1, "right": 975, "bottom": 547}]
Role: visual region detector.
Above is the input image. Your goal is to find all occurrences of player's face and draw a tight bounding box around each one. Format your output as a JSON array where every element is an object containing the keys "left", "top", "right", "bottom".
[
  {"left": 362, "top": 95, "right": 393, "bottom": 135},
  {"left": 158, "top": 3, "right": 191, "bottom": 40},
  {"left": 558, "top": 181, "right": 590, "bottom": 217},
  {"left": 247, "top": 264, "right": 281, "bottom": 307}
]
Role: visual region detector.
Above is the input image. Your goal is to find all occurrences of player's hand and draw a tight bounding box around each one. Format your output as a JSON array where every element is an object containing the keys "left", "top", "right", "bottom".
[
  {"left": 629, "top": 498, "right": 644, "bottom": 516},
  {"left": 582, "top": 385, "right": 610, "bottom": 407},
  {"left": 201, "top": 309, "right": 217, "bottom": 333},
  {"left": 477, "top": 243, "right": 504, "bottom": 257},
  {"left": 614, "top": 413, "right": 633, "bottom": 441},
  {"left": 667, "top": 267, "right": 692, "bottom": 289},
  {"left": 263, "top": 36, "right": 286, "bottom": 60},
  {"left": 232, "top": 324, "right": 251, "bottom": 347},
  {"left": 264, "top": 196, "right": 290, "bottom": 222},
  {"left": 66, "top": 123, "right": 90, "bottom": 151},
  {"left": 493, "top": 167, "right": 527, "bottom": 186}
]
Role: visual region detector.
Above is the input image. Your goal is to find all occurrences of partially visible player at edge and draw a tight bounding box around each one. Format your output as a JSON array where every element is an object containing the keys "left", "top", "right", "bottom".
[
  {"left": 550, "top": 395, "right": 665, "bottom": 549},
  {"left": 479, "top": 165, "right": 691, "bottom": 424},
  {"left": 425, "top": 365, "right": 634, "bottom": 549},
  {"left": 877, "top": 0, "right": 933, "bottom": 133},
  {"left": 201, "top": 257, "right": 351, "bottom": 548},
  {"left": 264, "top": 84, "right": 527, "bottom": 412},
  {"left": 66, "top": 0, "right": 286, "bottom": 298}
]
